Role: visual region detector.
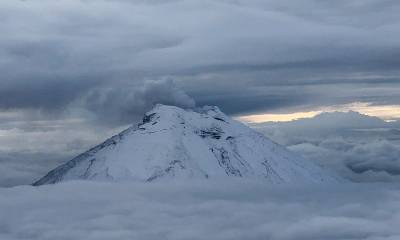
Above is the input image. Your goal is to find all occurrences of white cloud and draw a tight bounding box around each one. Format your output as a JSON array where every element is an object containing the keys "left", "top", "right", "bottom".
[
  {"left": 252, "top": 111, "right": 400, "bottom": 182},
  {"left": 0, "top": 180, "right": 399, "bottom": 240}
]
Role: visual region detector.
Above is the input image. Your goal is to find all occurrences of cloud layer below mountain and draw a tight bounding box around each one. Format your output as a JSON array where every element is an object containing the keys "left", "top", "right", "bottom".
[
  {"left": 1, "top": 181, "right": 400, "bottom": 240},
  {"left": 252, "top": 111, "right": 400, "bottom": 182}
]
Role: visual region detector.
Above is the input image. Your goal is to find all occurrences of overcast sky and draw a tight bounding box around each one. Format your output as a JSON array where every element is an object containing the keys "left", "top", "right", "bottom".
[{"left": 1, "top": 0, "right": 400, "bottom": 186}]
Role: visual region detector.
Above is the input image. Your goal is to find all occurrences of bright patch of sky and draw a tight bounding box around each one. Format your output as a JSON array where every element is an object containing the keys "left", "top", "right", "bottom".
[{"left": 238, "top": 102, "right": 400, "bottom": 123}]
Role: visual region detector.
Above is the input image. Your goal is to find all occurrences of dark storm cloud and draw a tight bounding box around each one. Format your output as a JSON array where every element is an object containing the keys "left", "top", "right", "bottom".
[
  {"left": 1, "top": 0, "right": 400, "bottom": 118},
  {"left": 0, "top": 74, "right": 100, "bottom": 110}
]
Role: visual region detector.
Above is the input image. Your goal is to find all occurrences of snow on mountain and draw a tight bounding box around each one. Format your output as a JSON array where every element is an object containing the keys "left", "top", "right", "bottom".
[{"left": 33, "top": 104, "right": 341, "bottom": 185}]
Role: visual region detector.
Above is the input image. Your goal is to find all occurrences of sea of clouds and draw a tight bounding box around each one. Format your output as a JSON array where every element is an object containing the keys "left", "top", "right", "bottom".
[
  {"left": 1, "top": 111, "right": 399, "bottom": 239},
  {"left": 1, "top": 180, "right": 400, "bottom": 240},
  {"left": 252, "top": 111, "right": 400, "bottom": 182}
]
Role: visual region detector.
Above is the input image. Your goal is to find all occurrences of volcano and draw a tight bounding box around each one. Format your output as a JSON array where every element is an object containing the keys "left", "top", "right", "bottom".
[{"left": 33, "top": 104, "right": 340, "bottom": 185}]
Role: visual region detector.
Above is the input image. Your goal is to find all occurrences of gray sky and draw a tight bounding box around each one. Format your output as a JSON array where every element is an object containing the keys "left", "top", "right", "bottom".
[
  {"left": 1, "top": 0, "right": 400, "bottom": 186},
  {"left": 2, "top": 0, "right": 400, "bottom": 118}
]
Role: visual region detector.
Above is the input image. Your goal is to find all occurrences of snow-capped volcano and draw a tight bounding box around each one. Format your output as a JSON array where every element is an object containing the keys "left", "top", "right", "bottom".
[{"left": 33, "top": 105, "right": 340, "bottom": 185}]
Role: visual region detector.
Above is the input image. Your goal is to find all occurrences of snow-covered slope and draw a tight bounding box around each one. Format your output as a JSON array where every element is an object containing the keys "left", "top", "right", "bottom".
[{"left": 33, "top": 105, "right": 341, "bottom": 185}]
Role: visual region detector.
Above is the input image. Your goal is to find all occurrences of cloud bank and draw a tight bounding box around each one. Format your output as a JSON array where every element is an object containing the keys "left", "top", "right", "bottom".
[
  {"left": 252, "top": 111, "right": 400, "bottom": 182},
  {"left": 1, "top": 181, "right": 400, "bottom": 240}
]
